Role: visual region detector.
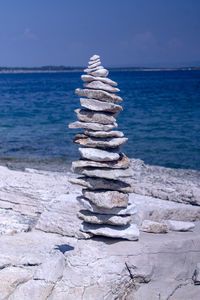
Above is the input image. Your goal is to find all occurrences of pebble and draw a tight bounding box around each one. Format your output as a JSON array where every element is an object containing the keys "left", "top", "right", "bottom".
[
  {"left": 80, "top": 98, "right": 122, "bottom": 113},
  {"left": 75, "top": 88, "right": 122, "bottom": 103},
  {"left": 78, "top": 147, "right": 120, "bottom": 162}
]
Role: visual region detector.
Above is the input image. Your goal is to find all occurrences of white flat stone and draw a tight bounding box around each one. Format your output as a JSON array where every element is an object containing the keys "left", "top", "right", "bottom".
[
  {"left": 69, "top": 177, "right": 134, "bottom": 192},
  {"left": 76, "top": 167, "right": 133, "bottom": 180},
  {"left": 75, "top": 108, "right": 116, "bottom": 125},
  {"left": 76, "top": 88, "right": 122, "bottom": 103},
  {"left": 88, "top": 61, "right": 101, "bottom": 69},
  {"left": 72, "top": 153, "right": 130, "bottom": 169},
  {"left": 73, "top": 135, "right": 128, "bottom": 149},
  {"left": 81, "top": 74, "right": 118, "bottom": 86},
  {"left": 84, "top": 130, "right": 124, "bottom": 138},
  {"left": 78, "top": 210, "right": 131, "bottom": 226},
  {"left": 80, "top": 98, "right": 122, "bottom": 113},
  {"left": 79, "top": 147, "right": 120, "bottom": 162},
  {"left": 88, "top": 58, "right": 100, "bottom": 65},
  {"left": 82, "top": 190, "right": 128, "bottom": 209},
  {"left": 90, "top": 68, "right": 109, "bottom": 77},
  {"left": 141, "top": 220, "right": 168, "bottom": 234},
  {"left": 165, "top": 220, "right": 195, "bottom": 231},
  {"left": 78, "top": 197, "right": 137, "bottom": 215},
  {"left": 69, "top": 121, "right": 117, "bottom": 131},
  {"left": 84, "top": 81, "right": 120, "bottom": 93},
  {"left": 84, "top": 66, "right": 104, "bottom": 73},
  {"left": 81, "top": 222, "right": 140, "bottom": 240},
  {"left": 90, "top": 54, "right": 100, "bottom": 61}
]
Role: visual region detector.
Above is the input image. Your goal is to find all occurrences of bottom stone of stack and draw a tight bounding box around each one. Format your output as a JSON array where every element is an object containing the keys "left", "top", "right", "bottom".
[
  {"left": 78, "top": 210, "right": 131, "bottom": 226},
  {"left": 80, "top": 222, "right": 140, "bottom": 241}
]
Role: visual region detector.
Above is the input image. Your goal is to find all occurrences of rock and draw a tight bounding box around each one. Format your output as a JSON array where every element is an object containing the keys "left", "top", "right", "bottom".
[
  {"left": 36, "top": 194, "right": 91, "bottom": 239},
  {"left": 81, "top": 75, "right": 118, "bottom": 86},
  {"left": 75, "top": 108, "right": 116, "bottom": 125},
  {"left": 78, "top": 210, "right": 131, "bottom": 226},
  {"left": 81, "top": 222, "right": 139, "bottom": 240},
  {"left": 73, "top": 135, "right": 128, "bottom": 149},
  {"left": 193, "top": 263, "right": 200, "bottom": 285},
  {"left": 72, "top": 153, "right": 130, "bottom": 169},
  {"left": 78, "top": 197, "right": 137, "bottom": 215},
  {"left": 8, "top": 279, "right": 54, "bottom": 300},
  {"left": 90, "top": 68, "right": 109, "bottom": 77},
  {"left": 130, "top": 158, "right": 200, "bottom": 206},
  {"left": 88, "top": 58, "right": 100, "bottom": 65},
  {"left": 84, "top": 130, "right": 124, "bottom": 138},
  {"left": 84, "top": 81, "right": 120, "bottom": 93},
  {"left": 88, "top": 61, "right": 101, "bottom": 69},
  {"left": 82, "top": 190, "right": 128, "bottom": 208},
  {"left": 69, "top": 177, "right": 134, "bottom": 192},
  {"left": 80, "top": 98, "right": 122, "bottom": 113},
  {"left": 75, "top": 166, "right": 133, "bottom": 180},
  {"left": 130, "top": 193, "right": 200, "bottom": 225},
  {"left": 69, "top": 121, "right": 117, "bottom": 131},
  {"left": 141, "top": 220, "right": 168, "bottom": 234},
  {"left": 84, "top": 66, "right": 103, "bottom": 73},
  {"left": 75, "top": 88, "right": 122, "bottom": 103},
  {"left": 90, "top": 54, "right": 100, "bottom": 61},
  {"left": 165, "top": 220, "right": 195, "bottom": 231},
  {"left": 78, "top": 147, "right": 120, "bottom": 162},
  {"left": 34, "top": 252, "right": 65, "bottom": 283}
]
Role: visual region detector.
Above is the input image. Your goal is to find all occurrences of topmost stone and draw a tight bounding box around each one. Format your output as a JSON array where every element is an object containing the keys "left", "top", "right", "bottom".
[{"left": 90, "top": 55, "right": 100, "bottom": 61}]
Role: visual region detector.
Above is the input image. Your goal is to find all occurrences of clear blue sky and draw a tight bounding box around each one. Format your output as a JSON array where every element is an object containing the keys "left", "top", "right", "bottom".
[{"left": 0, "top": 0, "right": 200, "bottom": 67}]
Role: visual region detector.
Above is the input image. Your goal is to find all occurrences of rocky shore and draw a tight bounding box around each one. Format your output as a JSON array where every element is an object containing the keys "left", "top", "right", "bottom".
[{"left": 0, "top": 159, "right": 199, "bottom": 299}]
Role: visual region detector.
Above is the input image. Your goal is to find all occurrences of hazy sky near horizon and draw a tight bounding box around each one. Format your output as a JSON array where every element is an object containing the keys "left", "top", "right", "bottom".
[{"left": 0, "top": 0, "right": 200, "bottom": 67}]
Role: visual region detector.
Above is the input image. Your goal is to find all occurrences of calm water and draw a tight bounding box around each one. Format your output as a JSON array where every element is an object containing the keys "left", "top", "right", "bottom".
[{"left": 0, "top": 71, "right": 199, "bottom": 170}]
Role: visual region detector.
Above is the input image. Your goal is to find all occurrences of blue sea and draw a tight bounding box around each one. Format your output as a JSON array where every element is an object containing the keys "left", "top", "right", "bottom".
[{"left": 0, "top": 70, "right": 199, "bottom": 170}]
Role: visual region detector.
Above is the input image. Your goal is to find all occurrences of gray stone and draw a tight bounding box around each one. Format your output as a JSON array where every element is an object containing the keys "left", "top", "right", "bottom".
[
  {"left": 141, "top": 220, "right": 168, "bottom": 233},
  {"left": 82, "top": 190, "right": 128, "bottom": 209},
  {"left": 75, "top": 88, "right": 122, "bottom": 103},
  {"left": 78, "top": 210, "right": 131, "bottom": 226},
  {"left": 165, "top": 220, "right": 195, "bottom": 231},
  {"left": 75, "top": 108, "right": 116, "bottom": 125},
  {"left": 193, "top": 263, "right": 200, "bottom": 285},
  {"left": 72, "top": 153, "right": 130, "bottom": 169},
  {"left": 84, "top": 129, "right": 124, "bottom": 138},
  {"left": 81, "top": 222, "right": 139, "bottom": 240},
  {"left": 84, "top": 66, "right": 103, "bottom": 73},
  {"left": 73, "top": 135, "right": 128, "bottom": 149},
  {"left": 69, "top": 177, "right": 134, "bottom": 192},
  {"left": 69, "top": 121, "right": 117, "bottom": 131},
  {"left": 90, "top": 68, "right": 109, "bottom": 77},
  {"left": 75, "top": 166, "right": 133, "bottom": 180},
  {"left": 78, "top": 147, "right": 120, "bottom": 162},
  {"left": 81, "top": 75, "right": 118, "bottom": 86},
  {"left": 84, "top": 81, "right": 120, "bottom": 93},
  {"left": 78, "top": 197, "right": 137, "bottom": 215},
  {"left": 80, "top": 98, "right": 122, "bottom": 113}
]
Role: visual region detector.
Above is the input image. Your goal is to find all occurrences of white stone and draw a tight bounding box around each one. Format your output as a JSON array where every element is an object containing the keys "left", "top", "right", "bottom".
[
  {"left": 84, "top": 130, "right": 124, "bottom": 138},
  {"left": 82, "top": 190, "right": 128, "bottom": 209},
  {"left": 80, "top": 98, "right": 122, "bottom": 113},
  {"left": 84, "top": 81, "right": 120, "bottom": 93},
  {"left": 76, "top": 167, "right": 133, "bottom": 180},
  {"left": 88, "top": 61, "right": 101, "bottom": 69},
  {"left": 90, "top": 54, "right": 100, "bottom": 61},
  {"left": 141, "top": 220, "right": 168, "bottom": 233},
  {"left": 90, "top": 68, "right": 109, "bottom": 77},
  {"left": 75, "top": 88, "right": 122, "bottom": 103},
  {"left": 73, "top": 135, "right": 128, "bottom": 149},
  {"left": 88, "top": 58, "right": 100, "bottom": 65},
  {"left": 78, "top": 197, "right": 137, "bottom": 215},
  {"left": 79, "top": 147, "right": 120, "bottom": 162},
  {"left": 165, "top": 220, "right": 195, "bottom": 231},
  {"left": 69, "top": 121, "right": 117, "bottom": 131},
  {"left": 81, "top": 223, "right": 140, "bottom": 241},
  {"left": 75, "top": 108, "right": 116, "bottom": 125},
  {"left": 78, "top": 210, "right": 131, "bottom": 226},
  {"left": 81, "top": 75, "right": 118, "bottom": 86}
]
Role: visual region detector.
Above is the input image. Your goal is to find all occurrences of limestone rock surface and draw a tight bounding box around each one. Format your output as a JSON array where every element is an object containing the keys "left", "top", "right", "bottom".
[
  {"left": 141, "top": 220, "right": 168, "bottom": 233},
  {"left": 84, "top": 129, "right": 124, "bottom": 138},
  {"left": 80, "top": 98, "right": 122, "bottom": 113},
  {"left": 75, "top": 108, "right": 116, "bottom": 124},
  {"left": 76, "top": 166, "right": 133, "bottom": 179},
  {"left": 84, "top": 80, "right": 120, "bottom": 93},
  {"left": 69, "top": 120, "right": 117, "bottom": 131},
  {"left": 73, "top": 135, "right": 128, "bottom": 149},
  {"left": 165, "top": 220, "right": 195, "bottom": 231},
  {"left": 81, "top": 74, "right": 118, "bottom": 86},
  {"left": 75, "top": 88, "right": 122, "bottom": 103},
  {"left": 79, "top": 147, "right": 120, "bottom": 162},
  {"left": 82, "top": 190, "right": 128, "bottom": 208}
]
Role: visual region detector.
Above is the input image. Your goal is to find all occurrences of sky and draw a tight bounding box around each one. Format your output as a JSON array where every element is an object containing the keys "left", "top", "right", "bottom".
[{"left": 0, "top": 0, "right": 200, "bottom": 67}]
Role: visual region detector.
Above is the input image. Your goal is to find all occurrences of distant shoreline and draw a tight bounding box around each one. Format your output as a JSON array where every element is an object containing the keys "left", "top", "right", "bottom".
[{"left": 0, "top": 66, "right": 200, "bottom": 74}]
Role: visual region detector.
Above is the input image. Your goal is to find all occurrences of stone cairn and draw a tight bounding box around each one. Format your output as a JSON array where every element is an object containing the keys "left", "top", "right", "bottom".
[{"left": 69, "top": 55, "right": 139, "bottom": 240}]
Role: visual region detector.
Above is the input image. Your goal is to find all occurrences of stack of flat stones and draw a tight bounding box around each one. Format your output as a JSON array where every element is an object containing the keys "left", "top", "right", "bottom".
[{"left": 69, "top": 54, "right": 139, "bottom": 241}]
